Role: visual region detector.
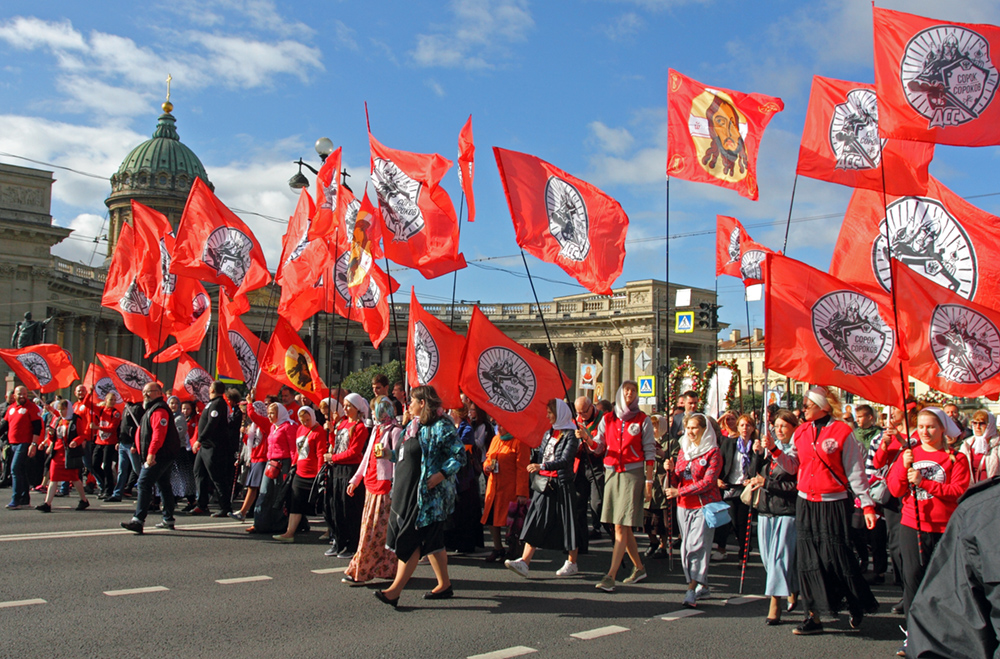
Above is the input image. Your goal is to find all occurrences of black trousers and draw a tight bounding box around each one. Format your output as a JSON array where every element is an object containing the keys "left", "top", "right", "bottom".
[
  {"left": 581, "top": 454, "right": 605, "bottom": 532},
  {"left": 884, "top": 505, "right": 905, "bottom": 588},
  {"left": 899, "top": 524, "right": 943, "bottom": 617},
  {"left": 91, "top": 444, "right": 118, "bottom": 495},
  {"left": 573, "top": 466, "right": 590, "bottom": 552},
  {"left": 193, "top": 446, "right": 233, "bottom": 512}
]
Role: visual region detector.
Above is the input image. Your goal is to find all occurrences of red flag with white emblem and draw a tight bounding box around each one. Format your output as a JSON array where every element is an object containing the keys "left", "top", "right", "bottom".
[
  {"left": 171, "top": 353, "right": 213, "bottom": 404},
  {"left": 0, "top": 345, "right": 79, "bottom": 394},
  {"left": 406, "top": 288, "right": 466, "bottom": 409},
  {"left": 97, "top": 353, "right": 161, "bottom": 404},
  {"left": 715, "top": 215, "right": 773, "bottom": 286},
  {"left": 306, "top": 147, "right": 345, "bottom": 243},
  {"left": 101, "top": 221, "right": 165, "bottom": 357},
  {"left": 217, "top": 289, "right": 265, "bottom": 385},
  {"left": 259, "top": 318, "right": 328, "bottom": 406}
]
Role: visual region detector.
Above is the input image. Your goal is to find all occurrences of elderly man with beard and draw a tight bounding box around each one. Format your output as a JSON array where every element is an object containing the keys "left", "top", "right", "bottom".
[
  {"left": 2, "top": 386, "right": 42, "bottom": 509},
  {"left": 121, "top": 382, "right": 182, "bottom": 534}
]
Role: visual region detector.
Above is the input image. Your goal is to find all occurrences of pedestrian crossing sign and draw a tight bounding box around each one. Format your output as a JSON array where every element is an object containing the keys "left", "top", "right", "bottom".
[
  {"left": 675, "top": 311, "right": 694, "bottom": 333},
  {"left": 638, "top": 375, "right": 655, "bottom": 397}
]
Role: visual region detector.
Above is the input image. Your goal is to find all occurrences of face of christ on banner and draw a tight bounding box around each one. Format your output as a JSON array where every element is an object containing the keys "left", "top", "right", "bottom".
[
  {"left": 872, "top": 197, "right": 977, "bottom": 299},
  {"left": 929, "top": 304, "right": 1000, "bottom": 385},
  {"left": 478, "top": 347, "right": 537, "bottom": 413},
  {"left": 830, "top": 89, "right": 886, "bottom": 171},
  {"left": 371, "top": 157, "right": 424, "bottom": 241},
  {"left": 811, "top": 291, "right": 896, "bottom": 377},
  {"left": 413, "top": 321, "right": 440, "bottom": 384},
  {"left": 901, "top": 26, "right": 998, "bottom": 129},
  {"left": 689, "top": 92, "right": 749, "bottom": 182},
  {"left": 283, "top": 345, "right": 317, "bottom": 392}
]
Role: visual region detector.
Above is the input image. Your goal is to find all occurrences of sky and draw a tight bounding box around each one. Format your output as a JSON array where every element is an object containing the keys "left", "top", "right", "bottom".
[{"left": 1, "top": 0, "right": 998, "bottom": 338}]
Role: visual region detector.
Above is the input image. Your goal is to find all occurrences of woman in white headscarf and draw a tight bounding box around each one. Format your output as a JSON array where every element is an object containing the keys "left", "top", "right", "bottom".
[
  {"left": 323, "top": 392, "right": 370, "bottom": 558},
  {"left": 35, "top": 399, "right": 91, "bottom": 512},
  {"left": 965, "top": 409, "right": 997, "bottom": 482},
  {"left": 273, "top": 405, "right": 328, "bottom": 542},
  {"left": 505, "top": 399, "right": 582, "bottom": 579},
  {"left": 248, "top": 402, "right": 298, "bottom": 534},
  {"left": 663, "top": 413, "right": 723, "bottom": 607}
]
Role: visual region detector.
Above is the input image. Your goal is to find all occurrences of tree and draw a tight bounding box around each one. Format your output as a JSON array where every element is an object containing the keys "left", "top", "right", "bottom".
[{"left": 340, "top": 360, "right": 404, "bottom": 400}]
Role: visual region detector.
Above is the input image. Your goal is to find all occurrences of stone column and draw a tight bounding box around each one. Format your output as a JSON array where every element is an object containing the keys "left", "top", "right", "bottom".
[
  {"left": 622, "top": 340, "right": 634, "bottom": 383},
  {"left": 64, "top": 317, "right": 78, "bottom": 373},
  {"left": 83, "top": 317, "right": 96, "bottom": 380},
  {"left": 351, "top": 343, "right": 362, "bottom": 373},
  {"left": 601, "top": 342, "right": 612, "bottom": 396},
  {"left": 574, "top": 343, "right": 585, "bottom": 398},
  {"left": 610, "top": 343, "right": 620, "bottom": 392},
  {"left": 380, "top": 344, "right": 390, "bottom": 364}
]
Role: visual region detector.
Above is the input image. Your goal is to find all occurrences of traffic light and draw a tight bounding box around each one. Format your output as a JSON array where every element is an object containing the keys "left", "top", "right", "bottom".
[
  {"left": 697, "top": 302, "right": 712, "bottom": 329},
  {"left": 710, "top": 304, "right": 720, "bottom": 330}
]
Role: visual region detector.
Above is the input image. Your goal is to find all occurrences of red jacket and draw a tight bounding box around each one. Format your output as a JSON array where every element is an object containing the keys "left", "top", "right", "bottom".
[
  {"left": 329, "top": 419, "right": 367, "bottom": 465},
  {"left": 96, "top": 406, "right": 122, "bottom": 446},
  {"left": 293, "top": 424, "right": 328, "bottom": 478},
  {"left": 887, "top": 444, "right": 970, "bottom": 534},
  {"left": 674, "top": 446, "right": 723, "bottom": 510},
  {"left": 791, "top": 418, "right": 872, "bottom": 509},
  {"left": 600, "top": 411, "right": 651, "bottom": 472}
]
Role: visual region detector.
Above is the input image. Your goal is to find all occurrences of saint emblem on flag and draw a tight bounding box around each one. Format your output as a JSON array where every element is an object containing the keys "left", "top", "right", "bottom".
[
  {"left": 334, "top": 253, "right": 380, "bottom": 309},
  {"left": 371, "top": 157, "right": 424, "bottom": 241},
  {"left": 740, "top": 249, "right": 766, "bottom": 282},
  {"left": 901, "top": 26, "right": 998, "bottom": 129},
  {"left": 544, "top": 177, "right": 590, "bottom": 262},
  {"left": 120, "top": 278, "right": 152, "bottom": 316},
  {"left": 159, "top": 238, "right": 176, "bottom": 295},
  {"left": 202, "top": 227, "right": 254, "bottom": 286},
  {"left": 16, "top": 353, "right": 51, "bottom": 387},
  {"left": 911, "top": 460, "right": 946, "bottom": 500},
  {"left": 413, "top": 321, "right": 440, "bottom": 383},
  {"left": 872, "top": 197, "right": 977, "bottom": 298},
  {"left": 229, "top": 331, "right": 260, "bottom": 384},
  {"left": 812, "top": 291, "right": 895, "bottom": 376},
  {"left": 727, "top": 227, "right": 741, "bottom": 263},
  {"left": 283, "top": 345, "right": 316, "bottom": 392},
  {"left": 94, "top": 377, "right": 122, "bottom": 405},
  {"left": 478, "top": 347, "right": 537, "bottom": 413},
  {"left": 830, "top": 89, "right": 885, "bottom": 170},
  {"left": 689, "top": 90, "right": 750, "bottom": 182},
  {"left": 183, "top": 367, "right": 213, "bottom": 403},
  {"left": 192, "top": 292, "right": 210, "bottom": 320},
  {"left": 285, "top": 225, "right": 309, "bottom": 265},
  {"left": 115, "top": 363, "right": 153, "bottom": 390},
  {"left": 929, "top": 303, "right": 1000, "bottom": 384}
]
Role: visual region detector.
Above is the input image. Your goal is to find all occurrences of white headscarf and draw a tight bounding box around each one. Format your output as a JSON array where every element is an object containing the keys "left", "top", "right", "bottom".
[
  {"left": 272, "top": 403, "right": 292, "bottom": 426},
  {"left": 614, "top": 382, "right": 640, "bottom": 422},
  {"left": 297, "top": 406, "right": 317, "bottom": 427},
  {"left": 551, "top": 399, "right": 576, "bottom": 431},
  {"left": 806, "top": 386, "right": 832, "bottom": 411},
  {"left": 58, "top": 401, "right": 74, "bottom": 421},
  {"left": 970, "top": 410, "right": 998, "bottom": 455},
  {"left": 680, "top": 413, "right": 717, "bottom": 461},
  {"left": 344, "top": 393, "right": 370, "bottom": 422},
  {"left": 921, "top": 407, "right": 962, "bottom": 440}
]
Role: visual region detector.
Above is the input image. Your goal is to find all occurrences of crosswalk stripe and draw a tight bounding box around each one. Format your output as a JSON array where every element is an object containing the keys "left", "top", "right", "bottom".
[{"left": 570, "top": 625, "right": 629, "bottom": 640}]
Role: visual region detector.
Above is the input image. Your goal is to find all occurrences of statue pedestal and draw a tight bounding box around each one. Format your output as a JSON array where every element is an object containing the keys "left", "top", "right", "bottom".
[{"left": 4, "top": 373, "right": 14, "bottom": 397}]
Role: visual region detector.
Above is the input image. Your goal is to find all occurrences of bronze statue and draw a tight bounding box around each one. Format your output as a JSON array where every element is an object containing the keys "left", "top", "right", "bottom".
[{"left": 10, "top": 312, "right": 52, "bottom": 349}]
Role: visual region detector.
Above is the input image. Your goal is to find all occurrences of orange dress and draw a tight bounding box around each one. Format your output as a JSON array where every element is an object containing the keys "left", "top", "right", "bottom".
[{"left": 480, "top": 434, "right": 531, "bottom": 527}]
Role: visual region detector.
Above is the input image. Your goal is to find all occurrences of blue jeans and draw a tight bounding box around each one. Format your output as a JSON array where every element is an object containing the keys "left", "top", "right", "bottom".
[
  {"left": 133, "top": 456, "right": 176, "bottom": 524},
  {"left": 9, "top": 443, "right": 30, "bottom": 506},
  {"left": 113, "top": 443, "right": 142, "bottom": 497}
]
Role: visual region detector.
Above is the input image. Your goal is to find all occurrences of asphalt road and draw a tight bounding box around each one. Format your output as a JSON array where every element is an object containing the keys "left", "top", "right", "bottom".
[{"left": 0, "top": 494, "right": 906, "bottom": 659}]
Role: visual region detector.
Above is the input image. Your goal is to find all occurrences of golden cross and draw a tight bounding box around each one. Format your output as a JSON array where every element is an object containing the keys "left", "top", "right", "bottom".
[{"left": 166, "top": 73, "right": 172, "bottom": 102}]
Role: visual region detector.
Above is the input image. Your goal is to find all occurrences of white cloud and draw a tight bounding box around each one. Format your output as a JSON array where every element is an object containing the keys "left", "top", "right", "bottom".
[
  {"left": 186, "top": 33, "right": 321, "bottom": 87},
  {"left": 604, "top": 12, "right": 644, "bottom": 40},
  {"left": 426, "top": 79, "right": 447, "bottom": 97},
  {"left": 165, "top": 0, "right": 314, "bottom": 39},
  {"left": 51, "top": 213, "right": 109, "bottom": 266},
  {"left": 589, "top": 121, "right": 635, "bottom": 156},
  {"left": 334, "top": 20, "right": 359, "bottom": 51},
  {"left": 55, "top": 76, "right": 154, "bottom": 118},
  {"left": 411, "top": 0, "right": 534, "bottom": 70},
  {"left": 0, "top": 16, "right": 86, "bottom": 51}
]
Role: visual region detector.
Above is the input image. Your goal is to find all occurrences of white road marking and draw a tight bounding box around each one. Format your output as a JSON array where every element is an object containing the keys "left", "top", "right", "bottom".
[
  {"left": 660, "top": 609, "right": 704, "bottom": 621},
  {"left": 570, "top": 625, "right": 629, "bottom": 640},
  {"left": 216, "top": 575, "right": 272, "bottom": 585},
  {"left": 0, "top": 598, "right": 46, "bottom": 609},
  {"left": 726, "top": 595, "right": 766, "bottom": 605},
  {"left": 311, "top": 567, "right": 347, "bottom": 574},
  {"left": 104, "top": 586, "right": 169, "bottom": 596},
  {"left": 0, "top": 521, "right": 242, "bottom": 543},
  {"left": 467, "top": 646, "right": 538, "bottom": 659}
]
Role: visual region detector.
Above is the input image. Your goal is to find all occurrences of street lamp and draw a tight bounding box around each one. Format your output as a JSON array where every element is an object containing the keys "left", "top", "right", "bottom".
[{"left": 288, "top": 136, "right": 351, "bottom": 192}]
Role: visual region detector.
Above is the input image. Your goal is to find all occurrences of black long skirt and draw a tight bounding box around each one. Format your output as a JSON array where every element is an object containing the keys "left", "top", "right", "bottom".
[
  {"left": 520, "top": 479, "right": 577, "bottom": 552},
  {"left": 796, "top": 497, "right": 879, "bottom": 616}
]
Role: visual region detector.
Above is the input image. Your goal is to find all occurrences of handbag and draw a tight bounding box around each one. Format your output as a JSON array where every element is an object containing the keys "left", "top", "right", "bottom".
[
  {"left": 739, "top": 482, "right": 759, "bottom": 507},
  {"left": 529, "top": 472, "right": 552, "bottom": 494},
  {"left": 869, "top": 479, "right": 893, "bottom": 506},
  {"left": 64, "top": 443, "right": 85, "bottom": 470},
  {"left": 701, "top": 500, "right": 731, "bottom": 529}
]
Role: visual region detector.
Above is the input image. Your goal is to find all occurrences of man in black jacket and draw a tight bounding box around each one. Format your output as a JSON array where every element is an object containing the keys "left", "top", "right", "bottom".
[
  {"left": 121, "top": 382, "right": 182, "bottom": 534},
  {"left": 191, "top": 381, "right": 234, "bottom": 517}
]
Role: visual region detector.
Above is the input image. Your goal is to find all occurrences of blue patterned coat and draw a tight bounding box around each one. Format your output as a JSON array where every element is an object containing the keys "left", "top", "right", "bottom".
[{"left": 416, "top": 417, "right": 466, "bottom": 528}]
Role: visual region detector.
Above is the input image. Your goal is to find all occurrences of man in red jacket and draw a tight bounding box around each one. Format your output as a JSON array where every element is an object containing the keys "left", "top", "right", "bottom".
[{"left": 2, "top": 386, "right": 42, "bottom": 509}]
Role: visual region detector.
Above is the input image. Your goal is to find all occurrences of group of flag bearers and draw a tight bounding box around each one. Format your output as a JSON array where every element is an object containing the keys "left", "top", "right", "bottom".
[{"left": 1, "top": 6, "right": 998, "bottom": 655}]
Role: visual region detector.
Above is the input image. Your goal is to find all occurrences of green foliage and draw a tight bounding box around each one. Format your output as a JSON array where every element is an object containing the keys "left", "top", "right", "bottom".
[{"left": 339, "top": 360, "right": 404, "bottom": 399}]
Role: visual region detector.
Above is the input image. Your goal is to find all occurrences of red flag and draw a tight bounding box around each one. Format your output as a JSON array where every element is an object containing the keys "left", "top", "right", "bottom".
[
  {"left": 277, "top": 190, "right": 334, "bottom": 330},
  {"left": 171, "top": 177, "right": 271, "bottom": 314},
  {"left": 494, "top": 147, "right": 628, "bottom": 295},
  {"left": 217, "top": 289, "right": 265, "bottom": 385},
  {"left": 171, "top": 353, "right": 213, "bottom": 404},
  {"left": 666, "top": 69, "right": 784, "bottom": 200},
  {"left": 894, "top": 259, "right": 1000, "bottom": 397},
  {"left": 277, "top": 189, "right": 320, "bottom": 289},
  {"left": 796, "top": 75, "right": 935, "bottom": 196},
  {"left": 97, "top": 353, "right": 160, "bottom": 404},
  {"left": 82, "top": 362, "right": 123, "bottom": 406},
  {"left": 307, "top": 147, "right": 345, "bottom": 242},
  {"left": 0, "top": 345, "right": 79, "bottom": 394},
  {"left": 715, "top": 215, "right": 773, "bottom": 286},
  {"left": 874, "top": 7, "right": 1000, "bottom": 146},
  {"left": 329, "top": 244, "right": 398, "bottom": 349},
  {"left": 152, "top": 290, "right": 212, "bottom": 363},
  {"left": 259, "top": 318, "right": 328, "bottom": 405},
  {"left": 829, "top": 176, "right": 1000, "bottom": 311},
  {"left": 406, "top": 288, "right": 466, "bottom": 409},
  {"left": 345, "top": 191, "right": 384, "bottom": 298},
  {"left": 101, "top": 222, "right": 165, "bottom": 357},
  {"left": 763, "top": 254, "right": 906, "bottom": 407},
  {"left": 369, "top": 132, "right": 467, "bottom": 279},
  {"left": 458, "top": 115, "right": 476, "bottom": 222},
  {"left": 458, "top": 307, "right": 572, "bottom": 448}
]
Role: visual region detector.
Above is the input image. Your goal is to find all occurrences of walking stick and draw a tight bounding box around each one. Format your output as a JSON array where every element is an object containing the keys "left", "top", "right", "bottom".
[
  {"left": 664, "top": 470, "right": 674, "bottom": 572},
  {"left": 738, "top": 497, "right": 753, "bottom": 594}
]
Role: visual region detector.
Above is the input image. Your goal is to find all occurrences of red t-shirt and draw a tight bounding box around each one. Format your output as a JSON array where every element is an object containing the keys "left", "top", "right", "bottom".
[
  {"left": 887, "top": 444, "right": 970, "bottom": 534},
  {"left": 363, "top": 426, "right": 392, "bottom": 495},
  {"left": 96, "top": 407, "right": 122, "bottom": 446},
  {"left": 73, "top": 400, "right": 94, "bottom": 441},
  {"left": 293, "top": 425, "right": 328, "bottom": 479},
  {"left": 330, "top": 419, "right": 367, "bottom": 465},
  {"left": 4, "top": 401, "right": 41, "bottom": 444}
]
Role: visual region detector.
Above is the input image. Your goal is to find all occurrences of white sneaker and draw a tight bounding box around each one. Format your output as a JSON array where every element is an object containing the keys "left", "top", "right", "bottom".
[
  {"left": 682, "top": 589, "right": 697, "bottom": 608},
  {"left": 504, "top": 558, "right": 530, "bottom": 578},
  {"left": 695, "top": 584, "right": 710, "bottom": 600},
  {"left": 555, "top": 560, "right": 578, "bottom": 577},
  {"left": 711, "top": 550, "right": 727, "bottom": 561}
]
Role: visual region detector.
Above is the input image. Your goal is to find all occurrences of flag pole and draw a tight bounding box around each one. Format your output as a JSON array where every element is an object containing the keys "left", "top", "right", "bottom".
[
  {"left": 518, "top": 250, "right": 574, "bottom": 408},
  {"left": 250, "top": 282, "right": 278, "bottom": 394},
  {"left": 779, "top": 175, "right": 797, "bottom": 413},
  {"left": 449, "top": 193, "right": 467, "bottom": 330},
  {"left": 744, "top": 292, "right": 757, "bottom": 414},
  {"left": 664, "top": 175, "right": 671, "bottom": 412},
  {"left": 383, "top": 255, "right": 403, "bottom": 365}
]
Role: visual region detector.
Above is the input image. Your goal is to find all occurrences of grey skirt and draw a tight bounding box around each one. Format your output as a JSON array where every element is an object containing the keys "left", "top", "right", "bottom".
[{"left": 601, "top": 468, "right": 644, "bottom": 527}]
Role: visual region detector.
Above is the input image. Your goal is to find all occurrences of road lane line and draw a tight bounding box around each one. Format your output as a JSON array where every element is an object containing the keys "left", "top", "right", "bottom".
[
  {"left": 726, "top": 595, "right": 766, "bottom": 605},
  {"left": 0, "top": 521, "right": 242, "bottom": 543},
  {"left": 660, "top": 609, "right": 704, "bottom": 621},
  {"left": 570, "top": 625, "right": 629, "bottom": 640},
  {"left": 216, "top": 575, "right": 273, "bottom": 585},
  {"left": 104, "top": 586, "right": 169, "bottom": 596},
  {"left": 0, "top": 598, "right": 46, "bottom": 609},
  {"left": 468, "top": 646, "right": 538, "bottom": 659},
  {"left": 311, "top": 567, "right": 347, "bottom": 574}
]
